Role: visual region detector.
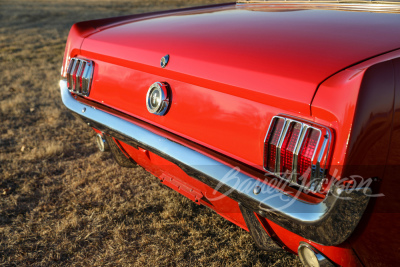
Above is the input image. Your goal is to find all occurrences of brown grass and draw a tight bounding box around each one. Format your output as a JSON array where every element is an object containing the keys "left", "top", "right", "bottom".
[{"left": 0, "top": 0, "right": 300, "bottom": 266}]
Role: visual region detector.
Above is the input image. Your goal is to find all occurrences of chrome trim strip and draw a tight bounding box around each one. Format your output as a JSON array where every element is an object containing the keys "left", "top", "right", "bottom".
[
  {"left": 60, "top": 79, "right": 371, "bottom": 246},
  {"left": 81, "top": 64, "right": 89, "bottom": 95},
  {"left": 314, "top": 133, "right": 329, "bottom": 183},
  {"left": 68, "top": 59, "right": 78, "bottom": 90},
  {"left": 307, "top": 127, "right": 322, "bottom": 182},
  {"left": 317, "top": 133, "right": 329, "bottom": 164},
  {"left": 83, "top": 61, "right": 93, "bottom": 96},
  {"left": 236, "top": 1, "right": 400, "bottom": 13},
  {"left": 75, "top": 61, "right": 84, "bottom": 93},
  {"left": 310, "top": 128, "right": 322, "bottom": 160},
  {"left": 66, "top": 58, "right": 75, "bottom": 89},
  {"left": 275, "top": 119, "right": 291, "bottom": 175},
  {"left": 294, "top": 125, "right": 309, "bottom": 156},
  {"left": 289, "top": 121, "right": 303, "bottom": 182},
  {"left": 292, "top": 124, "right": 309, "bottom": 183}
]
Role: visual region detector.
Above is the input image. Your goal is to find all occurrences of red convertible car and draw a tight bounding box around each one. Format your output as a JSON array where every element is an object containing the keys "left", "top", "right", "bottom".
[{"left": 60, "top": 1, "right": 400, "bottom": 266}]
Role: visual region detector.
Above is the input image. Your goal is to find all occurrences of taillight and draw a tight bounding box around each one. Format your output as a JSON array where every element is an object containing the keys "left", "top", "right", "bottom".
[
  {"left": 72, "top": 63, "right": 79, "bottom": 89},
  {"left": 264, "top": 117, "right": 285, "bottom": 172},
  {"left": 280, "top": 122, "right": 302, "bottom": 177},
  {"left": 66, "top": 58, "right": 93, "bottom": 97},
  {"left": 66, "top": 59, "right": 77, "bottom": 89},
  {"left": 264, "top": 116, "right": 332, "bottom": 191},
  {"left": 78, "top": 62, "right": 86, "bottom": 92},
  {"left": 297, "top": 128, "right": 320, "bottom": 185}
]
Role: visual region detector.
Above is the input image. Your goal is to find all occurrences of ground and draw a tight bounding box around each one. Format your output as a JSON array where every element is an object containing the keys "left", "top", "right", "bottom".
[{"left": 0, "top": 0, "right": 300, "bottom": 266}]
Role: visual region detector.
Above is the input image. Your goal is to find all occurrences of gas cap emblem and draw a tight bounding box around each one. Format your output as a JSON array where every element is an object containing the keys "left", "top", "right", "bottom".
[
  {"left": 160, "top": 54, "right": 169, "bottom": 68},
  {"left": 146, "top": 82, "right": 170, "bottom": 116}
]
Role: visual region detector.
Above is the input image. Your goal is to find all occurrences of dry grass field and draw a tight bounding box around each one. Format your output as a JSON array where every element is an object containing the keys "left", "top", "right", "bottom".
[{"left": 0, "top": 1, "right": 300, "bottom": 266}]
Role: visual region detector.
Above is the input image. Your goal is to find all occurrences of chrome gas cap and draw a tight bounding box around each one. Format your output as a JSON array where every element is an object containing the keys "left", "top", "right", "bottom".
[{"left": 146, "top": 82, "right": 170, "bottom": 116}]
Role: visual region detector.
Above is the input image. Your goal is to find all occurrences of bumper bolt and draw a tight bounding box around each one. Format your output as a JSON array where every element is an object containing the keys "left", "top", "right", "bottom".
[{"left": 253, "top": 185, "right": 261, "bottom": 195}]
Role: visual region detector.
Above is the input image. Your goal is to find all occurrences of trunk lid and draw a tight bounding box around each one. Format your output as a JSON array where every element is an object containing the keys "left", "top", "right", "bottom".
[{"left": 80, "top": 4, "right": 400, "bottom": 168}]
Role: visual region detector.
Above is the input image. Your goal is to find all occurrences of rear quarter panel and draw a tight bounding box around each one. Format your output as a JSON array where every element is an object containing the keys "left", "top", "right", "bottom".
[
  {"left": 313, "top": 51, "right": 400, "bottom": 266},
  {"left": 348, "top": 58, "right": 400, "bottom": 267}
]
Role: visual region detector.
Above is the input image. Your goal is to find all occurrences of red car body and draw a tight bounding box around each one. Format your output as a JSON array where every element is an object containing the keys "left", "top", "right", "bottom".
[{"left": 60, "top": 2, "right": 400, "bottom": 266}]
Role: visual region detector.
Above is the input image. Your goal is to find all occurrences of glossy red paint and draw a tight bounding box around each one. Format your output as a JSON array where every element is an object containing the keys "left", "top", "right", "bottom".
[
  {"left": 85, "top": 59, "right": 283, "bottom": 170},
  {"left": 345, "top": 58, "right": 400, "bottom": 267},
  {"left": 74, "top": 4, "right": 400, "bottom": 172},
  {"left": 61, "top": 3, "right": 235, "bottom": 77},
  {"left": 312, "top": 50, "right": 400, "bottom": 173},
  {"left": 312, "top": 51, "right": 400, "bottom": 266},
  {"left": 343, "top": 61, "right": 394, "bottom": 181},
  {"left": 62, "top": 2, "right": 400, "bottom": 266},
  {"left": 81, "top": 4, "right": 400, "bottom": 111}
]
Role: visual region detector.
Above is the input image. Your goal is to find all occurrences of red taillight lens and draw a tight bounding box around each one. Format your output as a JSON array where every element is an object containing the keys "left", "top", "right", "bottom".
[
  {"left": 264, "top": 117, "right": 285, "bottom": 172},
  {"left": 280, "top": 122, "right": 302, "bottom": 176},
  {"left": 297, "top": 128, "right": 320, "bottom": 185}
]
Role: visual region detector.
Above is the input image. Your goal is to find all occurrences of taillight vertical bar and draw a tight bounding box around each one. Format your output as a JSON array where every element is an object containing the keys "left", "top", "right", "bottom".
[
  {"left": 275, "top": 119, "right": 291, "bottom": 176},
  {"left": 75, "top": 61, "right": 85, "bottom": 93},
  {"left": 313, "top": 132, "right": 329, "bottom": 182},
  {"left": 280, "top": 123, "right": 292, "bottom": 176},
  {"left": 67, "top": 59, "right": 77, "bottom": 90},
  {"left": 281, "top": 122, "right": 302, "bottom": 180},
  {"left": 264, "top": 117, "right": 286, "bottom": 173},
  {"left": 292, "top": 125, "right": 309, "bottom": 183},
  {"left": 72, "top": 60, "right": 80, "bottom": 92},
  {"left": 81, "top": 61, "right": 92, "bottom": 96},
  {"left": 297, "top": 128, "right": 321, "bottom": 186}
]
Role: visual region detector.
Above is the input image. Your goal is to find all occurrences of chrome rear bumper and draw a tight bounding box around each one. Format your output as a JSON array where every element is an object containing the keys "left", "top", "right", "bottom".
[{"left": 60, "top": 79, "right": 371, "bottom": 246}]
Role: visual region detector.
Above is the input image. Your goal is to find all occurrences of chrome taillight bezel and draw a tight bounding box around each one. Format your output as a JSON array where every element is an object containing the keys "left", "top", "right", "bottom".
[
  {"left": 263, "top": 115, "right": 332, "bottom": 192},
  {"left": 66, "top": 58, "right": 94, "bottom": 97}
]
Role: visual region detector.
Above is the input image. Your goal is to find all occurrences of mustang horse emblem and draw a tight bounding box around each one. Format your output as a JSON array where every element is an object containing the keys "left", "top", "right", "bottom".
[{"left": 160, "top": 54, "right": 169, "bottom": 68}]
